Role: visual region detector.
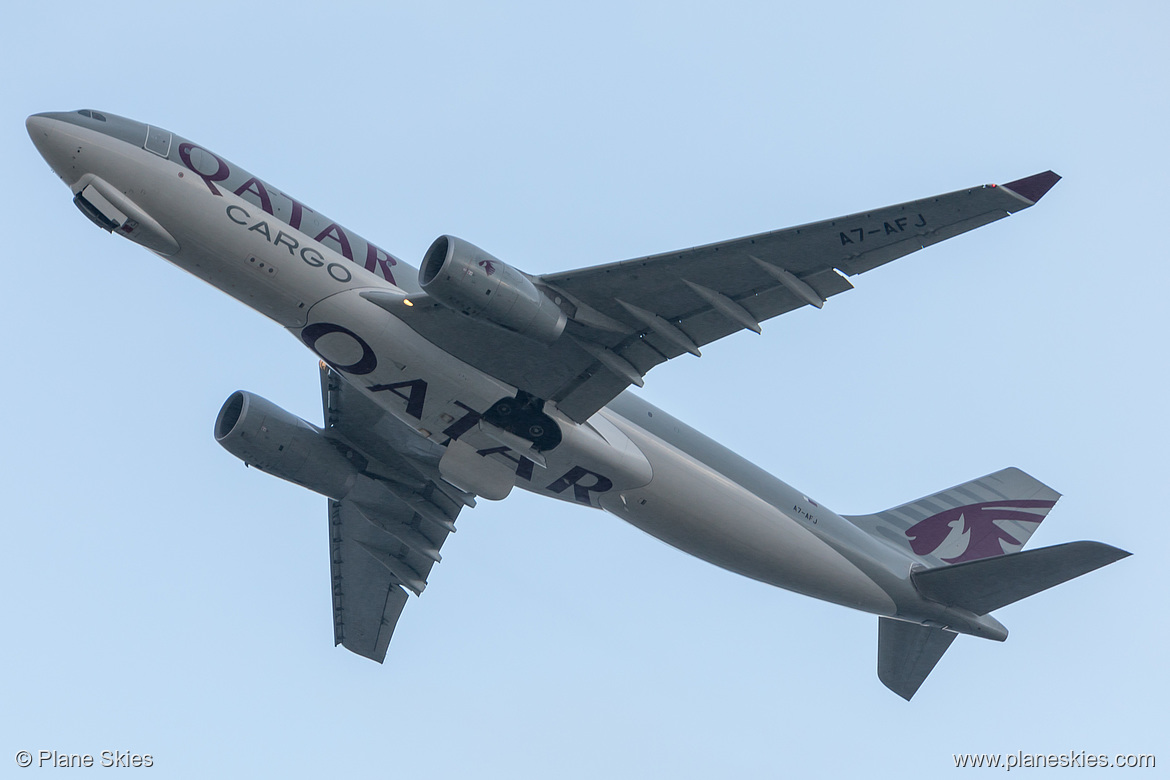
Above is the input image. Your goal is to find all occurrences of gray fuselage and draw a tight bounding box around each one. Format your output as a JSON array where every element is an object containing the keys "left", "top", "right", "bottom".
[{"left": 30, "top": 109, "right": 998, "bottom": 633}]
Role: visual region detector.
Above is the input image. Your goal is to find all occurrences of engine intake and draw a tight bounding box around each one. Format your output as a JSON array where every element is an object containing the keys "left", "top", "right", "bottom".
[
  {"left": 214, "top": 391, "right": 361, "bottom": 499},
  {"left": 419, "top": 235, "right": 566, "bottom": 343}
]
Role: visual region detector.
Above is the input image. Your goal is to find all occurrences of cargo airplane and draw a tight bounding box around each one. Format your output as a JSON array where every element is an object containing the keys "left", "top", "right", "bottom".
[{"left": 27, "top": 109, "right": 1129, "bottom": 699}]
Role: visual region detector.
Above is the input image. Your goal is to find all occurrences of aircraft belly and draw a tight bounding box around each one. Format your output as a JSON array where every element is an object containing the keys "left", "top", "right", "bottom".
[
  {"left": 301, "top": 291, "right": 654, "bottom": 504},
  {"left": 45, "top": 125, "right": 902, "bottom": 611},
  {"left": 599, "top": 426, "right": 895, "bottom": 614}
]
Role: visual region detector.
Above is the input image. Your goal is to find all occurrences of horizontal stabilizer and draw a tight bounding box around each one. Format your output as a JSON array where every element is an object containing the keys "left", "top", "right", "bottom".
[
  {"left": 912, "top": 541, "right": 1131, "bottom": 615},
  {"left": 878, "top": 617, "right": 957, "bottom": 701}
]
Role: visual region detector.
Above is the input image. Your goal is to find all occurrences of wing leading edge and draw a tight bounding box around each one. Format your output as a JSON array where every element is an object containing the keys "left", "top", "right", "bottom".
[
  {"left": 540, "top": 171, "right": 1060, "bottom": 420},
  {"left": 391, "top": 172, "right": 1059, "bottom": 423}
]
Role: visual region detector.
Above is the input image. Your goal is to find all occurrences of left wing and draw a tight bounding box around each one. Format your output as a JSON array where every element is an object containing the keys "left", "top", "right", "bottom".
[
  {"left": 320, "top": 366, "right": 475, "bottom": 661},
  {"left": 390, "top": 172, "right": 1059, "bottom": 422}
]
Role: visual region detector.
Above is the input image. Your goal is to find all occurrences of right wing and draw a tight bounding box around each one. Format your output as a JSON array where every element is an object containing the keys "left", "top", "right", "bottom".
[
  {"left": 320, "top": 365, "right": 476, "bottom": 662},
  {"left": 538, "top": 171, "right": 1061, "bottom": 420},
  {"left": 388, "top": 172, "right": 1060, "bottom": 423}
]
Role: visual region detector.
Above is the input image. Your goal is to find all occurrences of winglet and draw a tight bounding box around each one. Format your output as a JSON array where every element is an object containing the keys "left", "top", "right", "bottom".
[{"left": 1001, "top": 170, "right": 1061, "bottom": 204}]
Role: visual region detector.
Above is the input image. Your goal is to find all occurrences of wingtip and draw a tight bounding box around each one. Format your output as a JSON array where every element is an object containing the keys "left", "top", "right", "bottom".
[
  {"left": 1065, "top": 540, "right": 1132, "bottom": 565},
  {"left": 880, "top": 676, "right": 918, "bottom": 701},
  {"left": 1095, "top": 542, "right": 1133, "bottom": 563},
  {"left": 1001, "top": 170, "right": 1061, "bottom": 204}
]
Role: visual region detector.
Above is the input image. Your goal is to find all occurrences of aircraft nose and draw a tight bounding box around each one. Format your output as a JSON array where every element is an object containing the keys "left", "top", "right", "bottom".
[
  {"left": 26, "top": 113, "right": 49, "bottom": 133},
  {"left": 27, "top": 112, "right": 81, "bottom": 186},
  {"left": 26, "top": 111, "right": 69, "bottom": 141},
  {"left": 26, "top": 112, "right": 57, "bottom": 150}
]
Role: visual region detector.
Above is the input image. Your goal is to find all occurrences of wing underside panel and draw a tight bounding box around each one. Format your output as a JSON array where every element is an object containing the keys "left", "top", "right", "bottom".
[
  {"left": 393, "top": 175, "right": 1054, "bottom": 423},
  {"left": 540, "top": 181, "right": 1041, "bottom": 420},
  {"left": 321, "top": 366, "right": 466, "bottom": 662},
  {"left": 329, "top": 499, "right": 411, "bottom": 661}
]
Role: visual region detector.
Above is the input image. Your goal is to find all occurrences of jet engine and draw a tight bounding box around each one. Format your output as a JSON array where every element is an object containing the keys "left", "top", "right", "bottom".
[
  {"left": 214, "top": 391, "right": 361, "bottom": 499},
  {"left": 419, "top": 235, "right": 567, "bottom": 343}
]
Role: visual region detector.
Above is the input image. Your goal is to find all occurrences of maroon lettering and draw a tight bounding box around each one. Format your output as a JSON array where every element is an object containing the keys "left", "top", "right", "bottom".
[
  {"left": 314, "top": 222, "right": 354, "bottom": 260},
  {"left": 365, "top": 243, "right": 399, "bottom": 284},
  {"left": 300, "top": 323, "right": 377, "bottom": 375},
  {"left": 441, "top": 401, "right": 481, "bottom": 441},
  {"left": 369, "top": 379, "right": 428, "bottom": 419},
  {"left": 178, "top": 143, "right": 231, "bottom": 196},
  {"left": 475, "top": 446, "right": 535, "bottom": 481},
  {"left": 234, "top": 177, "right": 274, "bottom": 215},
  {"left": 546, "top": 466, "right": 613, "bottom": 504},
  {"left": 281, "top": 193, "right": 311, "bottom": 230}
]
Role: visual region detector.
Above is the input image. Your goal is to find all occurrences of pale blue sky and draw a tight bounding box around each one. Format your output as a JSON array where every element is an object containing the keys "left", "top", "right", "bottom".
[{"left": 4, "top": 2, "right": 1167, "bottom": 776}]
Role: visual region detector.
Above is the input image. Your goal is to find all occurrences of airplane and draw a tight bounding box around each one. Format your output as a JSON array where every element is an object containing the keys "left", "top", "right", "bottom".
[{"left": 27, "top": 109, "right": 1129, "bottom": 700}]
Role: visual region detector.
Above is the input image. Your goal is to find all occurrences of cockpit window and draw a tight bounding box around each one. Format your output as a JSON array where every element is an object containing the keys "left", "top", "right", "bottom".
[
  {"left": 144, "top": 126, "right": 172, "bottom": 158},
  {"left": 76, "top": 109, "right": 108, "bottom": 121}
]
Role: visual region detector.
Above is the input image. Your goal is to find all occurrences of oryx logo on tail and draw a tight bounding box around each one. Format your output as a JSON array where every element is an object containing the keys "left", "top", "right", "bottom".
[{"left": 906, "top": 500, "right": 1057, "bottom": 564}]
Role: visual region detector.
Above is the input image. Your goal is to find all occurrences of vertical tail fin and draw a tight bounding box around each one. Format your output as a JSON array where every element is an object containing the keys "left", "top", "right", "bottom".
[
  {"left": 863, "top": 469, "right": 1130, "bottom": 700},
  {"left": 878, "top": 618, "right": 957, "bottom": 701},
  {"left": 845, "top": 467, "right": 1060, "bottom": 567}
]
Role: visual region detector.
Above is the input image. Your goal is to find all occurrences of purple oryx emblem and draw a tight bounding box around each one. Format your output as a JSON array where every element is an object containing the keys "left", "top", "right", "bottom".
[
  {"left": 905, "top": 500, "right": 1056, "bottom": 563},
  {"left": 478, "top": 259, "right": 497, "bottom": 276}
]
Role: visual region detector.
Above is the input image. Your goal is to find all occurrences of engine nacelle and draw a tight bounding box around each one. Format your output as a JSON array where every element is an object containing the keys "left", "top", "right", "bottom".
[
  {"left": 419, "top": 235, "right": 567, "bottom": 343},
  {"left": 214, "top": 391, "right": 360, "bottom": 500}
]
